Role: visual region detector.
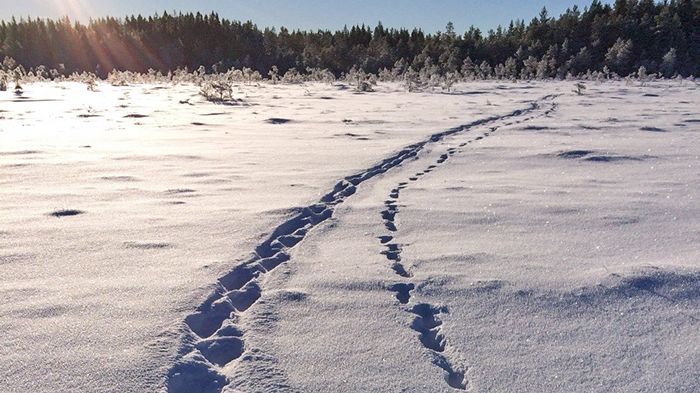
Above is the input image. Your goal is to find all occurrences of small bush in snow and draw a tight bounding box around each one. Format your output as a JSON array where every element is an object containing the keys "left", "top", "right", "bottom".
[
  {"left": 86, "top": 77, "right": 98, "bottom": 91},
  {"left": 241, "top": 68, "right": 263, "bottom": 85},
  {"left": 199, "top": 80, "right": 235, "bottom": 103},
  {"left": 14, "top": 81, "right": 23, "bottom": 96},
  {"left": 281, "top": 68, "right": 304, "bottom": 84},
  {"left": 357, "top": 80, "right": 374, "bottom": 92},
  {"left": 268, "top": 66, "right": 280, "bottom": 84},
  {"left": 442, "top": 72, "right": 460, "bottom": 92},
  {"left": 107, "top": 71, "right": 130, "bottom": 86},
  {"left": 637, "top": 66, "right": 648, "bottom": 86},
  {"left": 306, "top": 68, "right": 336, "bottom": 83},
  {"left": 403, "top": 67, "right": 422, "bottom": 92},
  {"left": 346, "top": 67, "right": 375, "bottom": 92}
]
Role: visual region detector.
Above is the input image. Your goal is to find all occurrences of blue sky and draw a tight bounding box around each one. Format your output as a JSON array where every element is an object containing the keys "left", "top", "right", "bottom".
[{"left": 2, "top": 1, "right": 612, "bottom": 32}]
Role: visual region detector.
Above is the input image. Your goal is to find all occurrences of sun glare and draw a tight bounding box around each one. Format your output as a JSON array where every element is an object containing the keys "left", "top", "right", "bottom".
[{"left": 50, "top": 0, "right": 94, "bottom": 21}]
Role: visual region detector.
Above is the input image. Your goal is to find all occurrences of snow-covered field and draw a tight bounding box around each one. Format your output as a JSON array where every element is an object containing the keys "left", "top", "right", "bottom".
[{"left": 1, "top": 80, "right": 698, "bottom": 393}]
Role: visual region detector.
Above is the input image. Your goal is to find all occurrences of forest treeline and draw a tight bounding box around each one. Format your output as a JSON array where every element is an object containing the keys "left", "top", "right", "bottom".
[{"left": 1, "top": 0, "right": 698, "bottom": 79}]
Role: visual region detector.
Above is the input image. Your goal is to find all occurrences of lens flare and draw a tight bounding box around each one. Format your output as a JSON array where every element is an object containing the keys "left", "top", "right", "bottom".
[{"left": 50, "top": 0, "right": 95, "bottom": 21}]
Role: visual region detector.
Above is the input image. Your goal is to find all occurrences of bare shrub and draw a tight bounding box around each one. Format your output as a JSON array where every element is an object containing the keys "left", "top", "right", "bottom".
[{"left": 200, "top": 80, "right": 234, "bottom": 102}]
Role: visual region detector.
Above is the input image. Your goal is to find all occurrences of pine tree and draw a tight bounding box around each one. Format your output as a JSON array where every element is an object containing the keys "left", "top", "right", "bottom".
[
  {"left": 478, "top": 61, "right": 493, "bottom": 79},
  {"left": 660, "top": 48, "right": 677, "bottom": 77},
  {"left": 521, "top": 56, "right": 538, "bottom": 79},
  {"left": 605, "top": 38, "right": 634, "bottom": 76},
  {"left": 461, "top": 56, "right": 475, "bottom": 80},
  {"left": 504, "top": 57, "right": 518, "bottom": 80},
  {"left": 569, "top": 47, "right": 592, "bottom": 75}
]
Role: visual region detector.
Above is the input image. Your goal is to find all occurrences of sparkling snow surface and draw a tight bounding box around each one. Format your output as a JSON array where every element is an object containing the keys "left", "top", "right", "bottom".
[{"left": 0, "top": 81, "right": 698, "bottom": 392}]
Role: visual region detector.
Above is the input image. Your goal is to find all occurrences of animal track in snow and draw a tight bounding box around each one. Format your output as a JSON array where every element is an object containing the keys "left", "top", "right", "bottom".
[
  {"left": 389, "top": 283, "right": 415, "bottom": 304},
  {"left": 167, "top": 96, "right": 557, "bottom": 393},
  {"left": 375, "top": 96, "right": 558, "bottom": 390},
  {"left": 411, "top": 304, "right": 468, "bottom": 389}
]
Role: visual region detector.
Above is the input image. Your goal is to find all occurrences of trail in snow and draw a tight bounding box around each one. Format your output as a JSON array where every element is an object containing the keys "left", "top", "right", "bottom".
[
  {"left": 166, "top": 95, "right": 558, "bottom": 393},
  {"left": 378, "top": 98, "right": 557, "bottom": 390}
]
